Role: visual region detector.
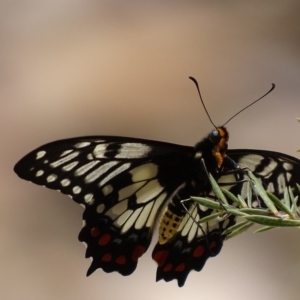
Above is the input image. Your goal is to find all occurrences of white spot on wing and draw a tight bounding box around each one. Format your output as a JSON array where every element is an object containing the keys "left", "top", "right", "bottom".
[
  {"left": 60, "top": 150, "right": 73, "bottom": 157},
  {"left": 135, "top": 179, "right": 163, "bottom": 204},
  {"left": 146, "top": 193, "right": 166, "bottom": 227},
  {"left": 240, "top": 180, "right": 251, "bottom": 200},
  {"left": 75, "top": 161, "right": 100, "bottom": 176},
  {"left": 217, "top": 173, "right": 236, "bottom": 190},
  {"left": 36, "top": 151, "right": 46, "bottom": 159},
  {"left": 222, "top": 218, "right": 230, "bottom": 229},
  {"left": 99, "top": 163, "right": 131, "bottom": 186},
  {"left": 106, "top": 200, "right": 128, "bottom": 219},
  {"left": 197, "top": 222, "right": 207, "bottom": 237},
  {"left": 267, "top": 182, "right": 275, "bottom": 193},
  {"left": 62, "top": 161, "right": 79, "bottom": 171},
  {"left": 195, "top": 151, "right": 202, "bottom": 159},
  {"left": 50, "top": 151, "right": 79, "bottom": 168},
  {"left": 114, "top": 209, "right": 133, "bottom": 227},
  {"left": 97, "top": 204, "right": 105, "bottom": 213},
  {"left": 130, "top": 163, "right": 158, "bottom": 182},
  {"left": 73, "top": 186, "right": 81, "bottom": 194},
  {"left": 47, "top": 174, "right": 57, "bottom": 182},
  {"left": 61, "top": 179, "right": 71, "bottom": 186},
  {"left": 84, "top": 161, "right": 118, "bottom": 183},
  {"left": 135, "top": 202, "right": 153, "bottom": 229},
  {"left": 256, "top": 160, "right": 277, "bottom": 177},
  {"left": 277, "top": 173, "right": 286, "bottom": 194},
  {"left": 36, "top": 170, "right": 44, "bottom": 177},
  {"left": 181, "top": 206, "right": 196, "bottom": 237},
  {"left": 74, "top": 142, "right": 91, "bottom": 148},
  {"left": 102, "top": 184, "right": 113, "bottom": 196},
  {"left": 93, "top": 143, "right": 111, "bottom": 158},
  {"left": 283, "top": 162, "right": 293, "bottom": 171},
  {"left": 84, "top": 193, "right": 94, "bottom": 205},
  {"left": 198, "top": 204, "right": 208, "bottom": 212},
  {"left": 188, "top": 212, "right": 199, "bottom": 242},
  {"left": 121, "top": 207, "right": 143, "bottom": 233},
  {"left": 115, "top": 143, "right": 151, "bottom": 158},
  {"left": 237, "top": 154, "right": 264, "bottom": 171},
  {"left": 118, "top": 182, "right": 145, "bottom": 201}
]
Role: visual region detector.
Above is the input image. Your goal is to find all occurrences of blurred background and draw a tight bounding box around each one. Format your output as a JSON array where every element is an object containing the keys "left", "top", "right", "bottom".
[{"left": 1, "top": 1, "right": 300, "bottom": 299}]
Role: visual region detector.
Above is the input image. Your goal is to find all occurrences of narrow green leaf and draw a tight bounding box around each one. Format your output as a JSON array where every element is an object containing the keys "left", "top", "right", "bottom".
[
  {"left": 222, "top": 220, "right": 252, "bottom": 235},
  {"left": 245, "top": 215, "right": 300, "bottom": 227},
  {"left": 289, "top": 187, "right": 300, "bottom": 215},
  {"left": 247, "top": 170, "right": 279, "bottom": 216},
  {"left": 191, "top": 197, "right": 223, "bottom": 210},
  {"left": 254, "top": 226, "right": 276, "bottom": 233},
  {"left": 246, "top": 180, "right": 253, "bottom": 208},
  {"left": 221, "top": 188, "right": 241, "bottom": 206},
  {"left": 209, "top": 173, "right": 228, "bottom": 205},
  {"left": 237, "top": 194, "right": 248, "bottom": 208},
  {"left": 239, "top": 208, "right": 271, "bottom": 215},
  {"left": 191, "top": 196, "right": 249, "bottom": 217},
  {"left": 198, "top": 212, "right": 223, "bottom": 224},
  {"left": 283, "top": 188, "right": 290, "bottom": 208},
  {"left": 266, "top": 192, "right": 296, "bottom": 219},
  {"left": 225, "top": 222, "right": 254, "bottom": 239}
]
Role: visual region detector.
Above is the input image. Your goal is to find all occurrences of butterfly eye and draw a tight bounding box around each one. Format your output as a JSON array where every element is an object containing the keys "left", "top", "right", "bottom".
[{"left": 210, "top": 130, "right": 220, "bottom": 143}]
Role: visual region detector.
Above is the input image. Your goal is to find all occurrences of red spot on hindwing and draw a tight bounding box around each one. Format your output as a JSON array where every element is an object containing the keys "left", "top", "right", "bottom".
[
  {"left": 102, "top": 253, "right": 112, "bottom": 262},
  {"left": 98, "top": 233, "right": 111, "bottom": 246},
  {"left": 153, "top": 250, "right": 169, "bottom": 266},
  {"left": 209, "top": 241, "right": 217, "bottom": 249},
  {"left": 90, "top": 227, "right": 100, "bottom": 237},
  {"left": 163, "top": 263, "right": 172, "bottom": 272},
  {"left": 116, "top": 255, "right": 126, "bottom": 265},
  {"left": 132, "top": 245, "right": 146, "bottom": 261},
  {"left": 175, "top": 263, "right": 185, "bottom": 272},
  {"left": 193, "top": 245, "right": 205, "bottom": 258}
]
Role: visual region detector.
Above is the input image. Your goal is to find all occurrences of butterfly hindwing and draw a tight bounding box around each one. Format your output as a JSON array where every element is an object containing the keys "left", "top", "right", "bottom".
[{"left": 152, "top": 199, "right": 236, "bottom": 287}]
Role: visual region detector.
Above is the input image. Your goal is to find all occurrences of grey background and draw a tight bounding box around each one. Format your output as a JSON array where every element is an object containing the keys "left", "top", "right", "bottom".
[{"left": 1, "top": 1, "right": 300, "bottom": 299}]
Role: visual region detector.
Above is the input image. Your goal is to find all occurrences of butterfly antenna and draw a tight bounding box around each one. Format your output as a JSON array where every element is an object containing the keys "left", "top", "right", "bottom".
[
  {"left": 189, "top": 76, "right": 217, "bottom": 129},
  {"left": 223, "top": 83, "right": 276, "bottom": 126}
]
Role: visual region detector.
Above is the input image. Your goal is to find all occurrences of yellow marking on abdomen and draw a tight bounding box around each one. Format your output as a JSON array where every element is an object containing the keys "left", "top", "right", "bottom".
[{"left": 158, "top": 208, "right": 183, "bottom": 244}]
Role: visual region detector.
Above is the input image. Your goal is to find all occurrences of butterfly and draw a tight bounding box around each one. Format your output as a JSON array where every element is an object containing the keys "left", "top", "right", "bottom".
[{"left": 14, "top": 79, "right": 300, "bottom": 287}]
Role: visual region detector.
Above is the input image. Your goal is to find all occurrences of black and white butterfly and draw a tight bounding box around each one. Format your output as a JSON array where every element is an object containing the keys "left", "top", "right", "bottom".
[{"left": 14, "top": 80, "right": 300, "bottom": 287}]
